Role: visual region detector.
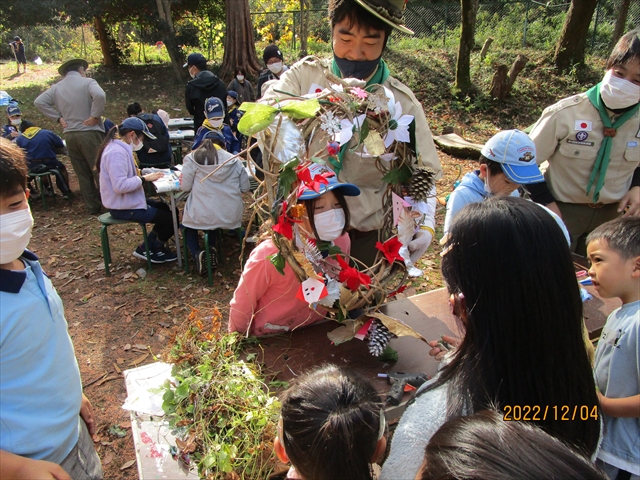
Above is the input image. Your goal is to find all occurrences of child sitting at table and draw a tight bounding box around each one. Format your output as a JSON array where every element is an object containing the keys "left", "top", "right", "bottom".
[
  {"left": 270, "top": 364, "right": 386, "bottom": 480},
  {"left": 97, "top": 117, "right": 177, "bottom": 263},
  {"left": 229, "top": 163, "right": 360, "bottom": 336},
  {"left": 586, "top": 217, "right": 640, "bottom": 480},
  {"left": 180, "top": 130, "right": 250, "bottom": 274},
  {"left": 191, "top": 97, "right": 240, "bottom": 154}
]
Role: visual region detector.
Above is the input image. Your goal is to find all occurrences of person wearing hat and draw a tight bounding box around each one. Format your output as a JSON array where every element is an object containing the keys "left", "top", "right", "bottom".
[
  {"left": 191, "top": 97, "right": 240, "bottom": 154},
  {"left": 183, "top": 52, "right": 228, "bottom": 131},
  {"left": 257, "top": 45, "right": 288, "bottom": 99},
  {"left": 226, "top": 90, "right": 243, "bottom": 132},
  {"left": 180, "top": 129, "right": 250, "bottom": 274},
  {"left": 9, "top": 36, "right": 27, "bottom": 74},
  {"left": 34, "top": 58, "right": 106, "bottom": 214},
  {"left": 229, "top": 163, "right": 360, "bottom": 336},
  {"left": 443, "top": 129, "right": 544, "bottom": 233},
  {"left": 97, "top": 117, "right": 177, "bottom": 264},
  {"left": 2, "top": 105, "right": 34, "bottom": 141},
  {"left": 260, "top": 0, "right": 442, "bottom": 267},
  {"left": 528, "top": 29, "right": 640, "bottom": 255}
]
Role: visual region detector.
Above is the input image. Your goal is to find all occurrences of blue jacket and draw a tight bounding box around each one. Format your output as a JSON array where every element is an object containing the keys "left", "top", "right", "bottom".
[
  {"left": 192, "top": 124, "right": 240, "bottom": 154},
  {"left": 16, "top": 128, "right": 64, "bottom": 165}
]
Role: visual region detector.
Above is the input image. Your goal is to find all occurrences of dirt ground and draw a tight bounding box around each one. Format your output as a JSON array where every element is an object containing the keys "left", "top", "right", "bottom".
[{"left": 26, "top": 150, "right": 464, "bottom": 479}]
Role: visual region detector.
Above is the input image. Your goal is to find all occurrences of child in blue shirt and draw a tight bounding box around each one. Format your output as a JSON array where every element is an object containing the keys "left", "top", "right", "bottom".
[
  {"left": 0, "top": 138, "right": 102, "bottom": 479},
  {"left": 587, "top": 217, "right": 640, "bottom": 479}
]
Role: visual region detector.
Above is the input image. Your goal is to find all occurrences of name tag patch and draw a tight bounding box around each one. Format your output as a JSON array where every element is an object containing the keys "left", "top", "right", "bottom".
[
  {"left": 628, "top": 141, "right": 638, "bottom": 148},
  {"left": 566, "top": 139, "right": 595, "bottom": 146},
  {"left": 575, "top": 120, "right": 592, "bottom": 131}
]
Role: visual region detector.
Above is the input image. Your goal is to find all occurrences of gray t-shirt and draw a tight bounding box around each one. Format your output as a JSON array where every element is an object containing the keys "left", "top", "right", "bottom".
[
  {"left": 594, "top": 300, "right": 640, "bottom": 475},
  {"left": 380, "top": 379, "right": 449, "bottom": 480}
]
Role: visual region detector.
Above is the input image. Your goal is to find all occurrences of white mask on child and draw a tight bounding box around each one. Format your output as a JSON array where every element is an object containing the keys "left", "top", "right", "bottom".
[
  {"left": 210, "top": 118, "right": 224, "bottom": 128},
  {"left": 227, "top": 100, "right": 235, "bottom": 107},
  {"left": 600, "top": 70, "right": 640, "bottom": 110},
  {"left": 236, "top": 75, "right": 244, "bottom": 82},
  {"left": 483, "top": 174, "right": 493, "bottom": 196},
  {"left": 0, "top": 207, "right": 33, "bottom": 264},
  {"left": 268, "top": 61, "right": 283, "bottom": 75},
  {"left": 132, "top": 136, "right": 144, "bottom": 151},
  {"left": 314, "top": 208, "right": 345, "bottom": 242},
  {"left": 10, "top": 118, "right": 22, "bottom": 126}
]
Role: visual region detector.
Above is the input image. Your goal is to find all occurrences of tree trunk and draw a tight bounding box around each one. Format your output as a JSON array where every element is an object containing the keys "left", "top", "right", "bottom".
[
  {"left": 300, "top": 0, "right": 308, "bottom": 57},
  {"left": 610, "top": 0, "right": 631, "bottom": 49},
  {"left": 155, "top": 0, "right": 184, "bottom": 83},
  {"left": 480, "top": 37, "right": 493, "bottom": 62},
  {"left": 553, "top": 0, "right": 598, "bottom": 72},
  {"left": 490, "top": 55, "right": 528, "bottom": 101},
  {"left": 490, "top": 64, "right": 509, "bottom": 100},
  {"left": 221, "top": 0, "right": 261, "bottom": 79},
  {"left": 93, "top": 15, "right": 114, "bottom": 67},
  {"left": 455, "top": 0, "right": 479, "bottom": 94}
]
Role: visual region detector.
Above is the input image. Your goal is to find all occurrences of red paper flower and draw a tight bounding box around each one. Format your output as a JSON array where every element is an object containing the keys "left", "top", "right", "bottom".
[
  {"left": 375, "top": 237, "right": 404, "bottom": 264},
  {"left": 297, "top": 165, "right": 330, "bottom": 196},
  {"left": 337, "top": 255, "right": 372, "bottom": 292},
  {"left": 272, "top": 201, "right": 295, "bottom": 240},
  {"left": 327, "top": 142, "right": 340, "bottom": 156}
]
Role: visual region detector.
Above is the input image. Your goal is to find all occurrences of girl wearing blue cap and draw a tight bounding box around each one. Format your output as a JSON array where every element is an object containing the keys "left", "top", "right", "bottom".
[
  {"left": 97, "top": 118, "right": 178, "bottom": 263},
  {"left": 229, "top": 163, "right": 360, "bottom": 336}
]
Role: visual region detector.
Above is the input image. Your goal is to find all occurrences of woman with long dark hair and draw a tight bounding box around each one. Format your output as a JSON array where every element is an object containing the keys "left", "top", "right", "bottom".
[{"left": 381, "top": 197, "right": 600, "bottom": 480}]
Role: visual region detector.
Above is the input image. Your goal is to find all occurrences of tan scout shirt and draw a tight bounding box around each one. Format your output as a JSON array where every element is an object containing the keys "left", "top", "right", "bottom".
[
  {"left": 261, "top": 56, "right": 442, "bottom": 232},
  {"left": 530, "top": 93, "right": 640, "bottom": 204}
]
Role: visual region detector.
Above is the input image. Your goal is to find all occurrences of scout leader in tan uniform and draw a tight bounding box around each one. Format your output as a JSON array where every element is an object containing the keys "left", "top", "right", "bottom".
[
  {"left": 529, "top": 30, "right": 640, "bottom": 254},
  {"left": 261, "top": 0, "right": 442, "bottom": 266}
]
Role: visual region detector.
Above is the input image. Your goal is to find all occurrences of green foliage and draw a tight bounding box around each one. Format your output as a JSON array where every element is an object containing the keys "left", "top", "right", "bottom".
[
  {"left": 382, "top": 164, "right": 413, "bottom": 185},
  {"left": 268, "top": 252, "right": 286, "bottom": 275}
]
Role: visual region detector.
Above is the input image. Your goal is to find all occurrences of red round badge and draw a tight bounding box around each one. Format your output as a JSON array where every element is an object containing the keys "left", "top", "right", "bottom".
[{"left": 581, "top": 122, "right": 587, "bottom": 128}]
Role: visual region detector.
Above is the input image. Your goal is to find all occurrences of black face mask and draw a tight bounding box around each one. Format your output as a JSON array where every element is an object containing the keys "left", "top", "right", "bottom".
[{"left": 333, "top": 53, "right": 380, "bottom": 80}]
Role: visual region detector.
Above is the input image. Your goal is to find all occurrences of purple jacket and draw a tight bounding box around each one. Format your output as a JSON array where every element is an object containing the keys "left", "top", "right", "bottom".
[{"left": 99, "top": 140, "right": 146, "bottom": 210}]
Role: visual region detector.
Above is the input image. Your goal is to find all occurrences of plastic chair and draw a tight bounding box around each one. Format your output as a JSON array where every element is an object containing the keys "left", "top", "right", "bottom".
[
  {"left": 28, "top": 171, "right": 58, "bottom": 210},
  {"left": 98, "top": 213, "right": 152, "bottom": 276}
]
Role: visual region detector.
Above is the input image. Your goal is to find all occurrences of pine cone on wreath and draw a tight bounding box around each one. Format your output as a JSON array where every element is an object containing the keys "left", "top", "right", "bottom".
[
  {"left": 408, "top": 167, "right": 437, "bottom": 203},
  {"left": 367, "top": 319, "right": 396, "bottom": 357}
]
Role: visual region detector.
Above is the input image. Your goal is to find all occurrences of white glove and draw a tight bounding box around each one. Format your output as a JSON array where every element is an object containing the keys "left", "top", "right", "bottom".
[{"left": 408, "top": 229, "right": 433, "bottom": 264}]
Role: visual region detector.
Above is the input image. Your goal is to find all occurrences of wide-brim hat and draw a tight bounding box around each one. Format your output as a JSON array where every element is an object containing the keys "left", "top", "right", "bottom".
[
  {"left": 352, "top": 0, "right": 414, "bottom": 35},
  {"left": 298, "top": 163, "right": 360, "bottom": 200},
  {"left": 481, "top": 129, "right": 544, "bottom": 184},
  {"left": 58, "top": 58, "right": 89, "bottom": 76},
  {"left": 120, "top": 117, "right": 157, "bottom": 139}
]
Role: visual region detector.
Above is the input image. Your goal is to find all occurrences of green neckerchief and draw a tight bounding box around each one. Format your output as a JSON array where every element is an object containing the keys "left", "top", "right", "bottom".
[
  {"left": 330, "top": 58, "right": 391, "bottom": 172},
  {"left": 585, "top": 84, "right": 640, "bottom": 202}
]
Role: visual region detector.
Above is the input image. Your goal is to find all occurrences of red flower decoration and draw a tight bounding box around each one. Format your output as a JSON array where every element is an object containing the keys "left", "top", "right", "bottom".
[
  {"left": 336, "top": 255, "right": 372, "bottom": 292},
  {"left": 375, "top": 237, "right": 404, "bottom": 264},
  {"left": 327, "top": 142, "right": 340, "bottom": 156},
  {"left": 272, "top": 201, "right": 295, "bottom": 240},
  {"left": 297, "top": 165, "right": 330, "bottom": 197}
]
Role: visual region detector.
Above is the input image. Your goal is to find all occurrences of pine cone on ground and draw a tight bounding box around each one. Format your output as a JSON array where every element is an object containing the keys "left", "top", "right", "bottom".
[
  {"left": 408, "top": 166, "right": 437, "bottom": 203},
  {"left": 367, "top": 319, "right": 396, "bottom": 357}
]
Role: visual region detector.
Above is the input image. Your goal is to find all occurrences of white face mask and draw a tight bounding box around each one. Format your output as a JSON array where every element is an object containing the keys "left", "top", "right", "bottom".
[
  {"left": 132, "top": 135, "right": 144, "bottom": 151},
  {"left": 600, "top": 70, "right": 640, "bottom": 110},
  {"left": 236, "top": 75, "right": 244, "bottom": 82},
  {"left": 314, "top": 208, "right": 345, "bottom": 242},
  {"left": 210, "top": 118, "right": 223, "bottom": 128},
  {"left": 483, "top": 174, "right": 493, "bottom": 196},
  {"left": 0, "top": 207, "right": 33, "bottom": 264},
  {"left": 189, "top": 66, "right": 196, "bottom": 79},
  {"left": 227, "top": 99, "right": 235, "bottom": 107},
  {"left": 268, "top": 61, "right": 283, "bottom": 75},
  {"left": 10, "top": 118, "right": 22, "bottom": 126}
]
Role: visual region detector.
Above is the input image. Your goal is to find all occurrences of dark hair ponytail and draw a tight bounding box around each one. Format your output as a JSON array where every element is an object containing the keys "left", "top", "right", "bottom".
[
  {"left": 280, "top": 364, "right": 383, "bottom": 480},
  {"left": 193, "top": 138, "right": 220, "bottom": 166}
]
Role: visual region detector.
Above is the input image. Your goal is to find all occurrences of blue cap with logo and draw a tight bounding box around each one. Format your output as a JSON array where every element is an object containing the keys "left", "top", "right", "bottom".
[
  {"left": 204, "top": 97, "right": 224, "bottom": 119},
  {"left": 120, "top": 117, "right": 156, "bottom": 139},
  {"left": 6, "top": 105, "right": 21, "bottom": 116},
  {"left": 297, "top": 163, "right": 360, "bottom": 200},
  {"left": 480, "top": 129, "right": 543, "bottom": 184},
  {"left": 183, "top": 53, "right": 207, "bottom": 68}
]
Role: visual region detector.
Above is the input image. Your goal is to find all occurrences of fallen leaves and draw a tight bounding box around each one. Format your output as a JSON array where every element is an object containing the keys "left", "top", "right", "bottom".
[
  {"left": 128, "top": 353, "right": 149, "bottom": 366},
  {"left": 120, "top": 459, "right": 136, "bottom": 471}
]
